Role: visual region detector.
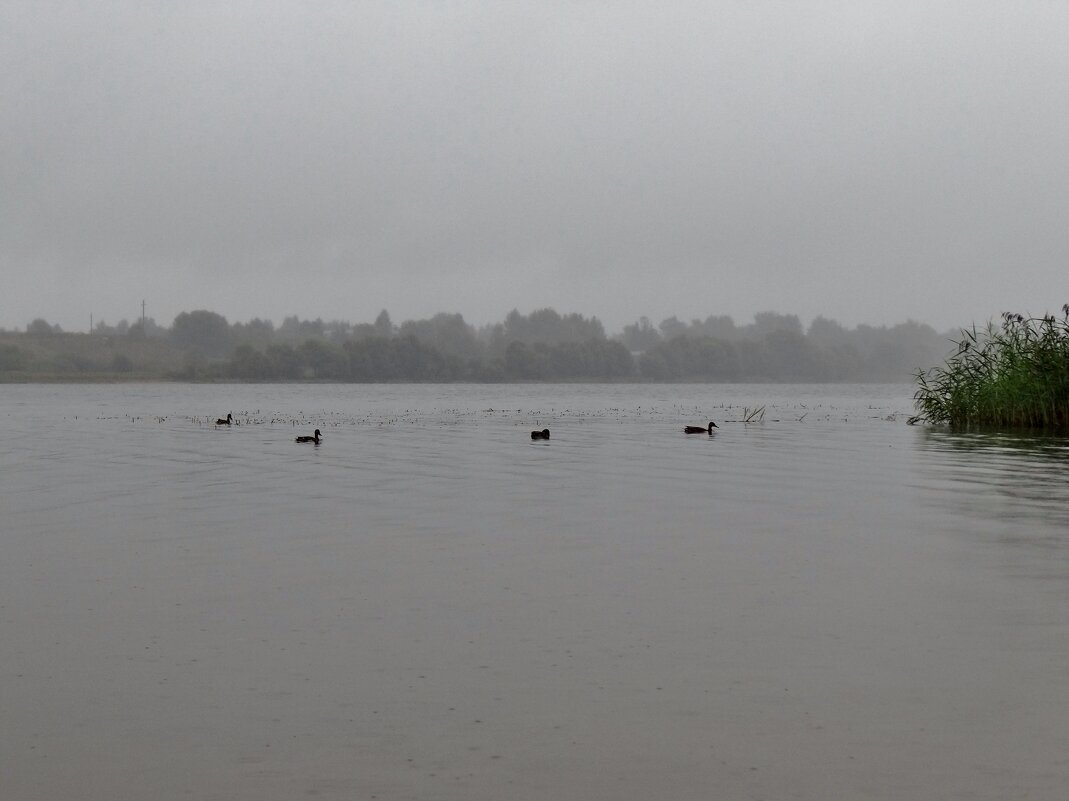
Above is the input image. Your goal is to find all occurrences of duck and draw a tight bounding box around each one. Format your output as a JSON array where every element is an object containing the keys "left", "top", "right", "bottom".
[
  {"left": 295, "top": 429, "right": 322, "bottom": 444},
  {"left": 530, "top": 428, "right": 550, "bottom": 440},
  {"left": 216, "top": 413, "right": 233, "bottom": 425},
  {"left": 684, "top": 421, "right": 718, "bottom": 434}
]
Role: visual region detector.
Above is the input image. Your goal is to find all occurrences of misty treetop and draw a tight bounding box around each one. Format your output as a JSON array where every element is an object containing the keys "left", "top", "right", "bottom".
[{"left": 3, "top": 307, "right": 953, "bottom": 382}]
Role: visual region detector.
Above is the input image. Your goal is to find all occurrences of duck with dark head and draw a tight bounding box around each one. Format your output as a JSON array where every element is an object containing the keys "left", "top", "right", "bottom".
[
  {"left": 530, "top": 428, "right": 550, "bottom": 440},
  {"left": 216, "top": 413, "right": 233, "bottom": 425},
  {"left": 296, "top": 429, "right": 321, "bottom": 444},
  {"left": 684, "top": 421, "right": 718, "bottom": 434}
]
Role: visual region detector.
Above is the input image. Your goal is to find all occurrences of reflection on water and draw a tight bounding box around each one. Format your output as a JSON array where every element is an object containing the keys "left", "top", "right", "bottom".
[
  {"left": 2, "top": 383, "right": 1069, "bottom": 801},
  {"left": 914, "top": 427, "right": 1069, "bottom": 543}
]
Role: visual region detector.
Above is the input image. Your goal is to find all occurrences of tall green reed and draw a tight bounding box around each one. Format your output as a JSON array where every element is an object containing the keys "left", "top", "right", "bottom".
[{"left": 912, "top": 305, "right": 1069, "bottom": 429}]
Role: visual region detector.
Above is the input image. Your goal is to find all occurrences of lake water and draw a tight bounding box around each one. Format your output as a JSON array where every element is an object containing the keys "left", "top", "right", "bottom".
[{"left": 2, "top": 382, "right": 1068, "bottom": 801}]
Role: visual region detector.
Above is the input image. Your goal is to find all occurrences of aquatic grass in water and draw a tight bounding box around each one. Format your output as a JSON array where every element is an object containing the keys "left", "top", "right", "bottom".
[
  {"left": 913, "top": 306, "right": 1069, "bottom": 428},
  {"left": 742, "top": 405, "right": 766, "bottom": 423}
]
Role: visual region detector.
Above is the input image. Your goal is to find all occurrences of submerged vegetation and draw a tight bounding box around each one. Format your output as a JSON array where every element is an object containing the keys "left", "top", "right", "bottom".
[{"left": 913, "top": 306, "right": 1069, "bottom": 429}]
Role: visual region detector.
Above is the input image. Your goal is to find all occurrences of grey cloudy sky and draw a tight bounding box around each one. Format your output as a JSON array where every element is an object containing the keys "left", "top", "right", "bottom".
[{"left": 3, "top": 1, "right": 1068, "bottom": 334}]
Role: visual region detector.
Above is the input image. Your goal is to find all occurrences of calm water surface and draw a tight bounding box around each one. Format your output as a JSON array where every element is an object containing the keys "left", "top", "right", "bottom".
[{"left": 2, "top": 383, "right": 1068, "bottom": 800}]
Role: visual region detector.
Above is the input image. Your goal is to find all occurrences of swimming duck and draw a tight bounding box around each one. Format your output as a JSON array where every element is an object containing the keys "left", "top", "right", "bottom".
[
  {"left": 531, "top": 428, "right": 550, "bottom": 440},
  {"left": 216, "top": 413, "right": 233, "bottom": 425},
  {"left": 684, "top": 421, "right": 718, "bottom": 434},
  {"left": 296, "top": 429, "right": 322, "bottom": 444}
]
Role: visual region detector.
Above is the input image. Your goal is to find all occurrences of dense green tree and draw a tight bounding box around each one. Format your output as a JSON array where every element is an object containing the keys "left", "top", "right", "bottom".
[
  {"left": 746, "top": 311, "right": 803, "bottom": 338},
  {"left": 127, "top": 317, "right": 163, "bottom": 339},
  {"left": 324, "top": 320, "right": 351, "bottom": 344},
  {"left": 350, "top": 322, "right": 378, "bottom": 340},
  {"left": 232, "top": 318, "right": 275, "bottom": 348},
  {"left": 171, "top": 310, "right": 231, "bottom": 356},
  {"left": 399, "top": 313, "right": 483, "bottom": 361},
  {"left": 0, "top": 344, "right": 26, "bottom": 371},
  {"left": 807, "top": 315, "right": 848, "bottom": 346},
  {"left": 341, "top": 335, "right": 453, "bottom": 381},
  {"left": 277, "top": 315, "right": 326, "bottom": 343},
  {"left": 759, "top": 330, "right": 823, "bottom": 379},
  {"left": 659, "top": 316, "right": 688, "bottom": 340},
  {"left": 503, "top": 341, "right": 546, "bottom": 379},
  {"left": 374, "top": 309, "right": 394, "bottom": 338},
  {"left": 265, "top": 343, "right": 302, "bottom": 380},
  {"left": 501, "top": 339, "right": 634, "bottom": 380},
  {"left": 110, "top": 353, "right": 134, "bottom": 373},
  {"left": 502, "top": 308, "right": 605, "bottom": 345},
  {"left": 298, "top": 338, "right": 348, "bottom": 379},
  {"left": 26, "top": 318, "right": 58, "bottom": 335},
  {"left": 618, "top": 317, "right": 661, "bottom": 352},
  {"left": 231, "top": 344, "right": 270, "bottom": 380},
  {"left": 697, "top": 315, "right": 738, "bottom": 340},
  {"left": 639, "top": 336, "right": 741, "bottom": 380}
]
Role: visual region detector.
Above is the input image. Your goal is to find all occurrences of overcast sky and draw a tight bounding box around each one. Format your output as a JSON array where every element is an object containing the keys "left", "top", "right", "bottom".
[{"left": 3, "top": 1, "right": 1067, "bottom": 335}]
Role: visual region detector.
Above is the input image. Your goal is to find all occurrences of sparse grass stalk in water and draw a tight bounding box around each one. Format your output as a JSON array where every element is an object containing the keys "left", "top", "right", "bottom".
[
  {"left": 912, "top": 306, "right": 1069, "bottom": 429},
  {"left": 743, "top": 405, "right": 766, "bottom": 423}
]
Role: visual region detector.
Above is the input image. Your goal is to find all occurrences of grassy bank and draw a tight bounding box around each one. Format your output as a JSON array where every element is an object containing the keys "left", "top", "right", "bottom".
[{"left": 913, "top": 307, "right": 1069, "bottom": 428}]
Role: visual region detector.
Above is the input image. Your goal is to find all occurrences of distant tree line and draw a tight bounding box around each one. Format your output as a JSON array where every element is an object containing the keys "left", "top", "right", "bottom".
[
  {"left": 625, "top": 312, "right": 944, "bottom": 381},
  {"left": 1, "top": 308, "right": 953, "bottom": 382}
]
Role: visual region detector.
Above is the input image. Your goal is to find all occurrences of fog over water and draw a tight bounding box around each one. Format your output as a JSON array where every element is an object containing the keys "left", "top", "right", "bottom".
[
  {"left": 2, "top": 383, "right": 1069, "bottom": 800},
  {"left": 4, "top": 2, "right": 1069, "bottom": 333}
]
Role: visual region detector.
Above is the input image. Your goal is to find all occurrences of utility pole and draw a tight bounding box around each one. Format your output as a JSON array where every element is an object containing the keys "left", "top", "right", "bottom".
[
  {"left": 142, "top": 300, "right": 146, "bottom": 328},
  {"left": 90, "top": 313, "right": 93, "bottom": 334}
]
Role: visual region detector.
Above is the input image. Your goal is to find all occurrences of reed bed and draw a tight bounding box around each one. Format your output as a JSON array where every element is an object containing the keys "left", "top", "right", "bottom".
[{"left": 912, "top": 306, "right": 1069, "bottom": 429}]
